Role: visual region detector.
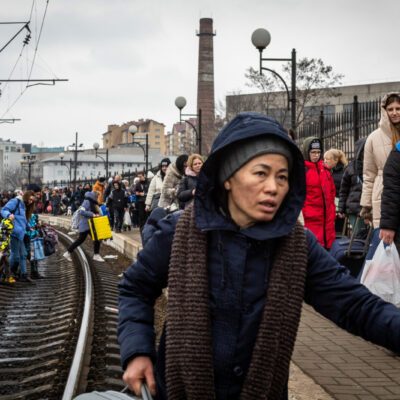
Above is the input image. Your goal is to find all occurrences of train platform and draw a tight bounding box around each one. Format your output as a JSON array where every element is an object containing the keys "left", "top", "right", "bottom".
[{"left": 40, "top": 214, "right": 400, "bottom": 400}]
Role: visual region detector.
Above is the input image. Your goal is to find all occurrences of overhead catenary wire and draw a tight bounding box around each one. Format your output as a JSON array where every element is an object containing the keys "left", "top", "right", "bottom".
[{"left": 0, "top": 0, "right": 50, "bottom": 119}]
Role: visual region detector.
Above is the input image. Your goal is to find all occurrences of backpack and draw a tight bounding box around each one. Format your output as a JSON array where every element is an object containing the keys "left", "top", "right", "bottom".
[
  {"left": 71, "top": 206, "right": 85, "bottom": 229},
  {"left": 42, "top": 226, "right": 58, "bottom": 245}
]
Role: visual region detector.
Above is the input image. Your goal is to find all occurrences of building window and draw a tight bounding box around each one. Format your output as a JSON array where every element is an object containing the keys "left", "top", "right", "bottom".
[
  {"left": 127, "top": 163, "right": 132, "bottom": 167},
  {"left": 155, "top": 135, "right": 160, "bottom": 138},
  {"left": 155, "top": 129, "right": 160, "bottom": 132},
  {"left": 155, "top": 142, "right": 160, "bottom": 145}
]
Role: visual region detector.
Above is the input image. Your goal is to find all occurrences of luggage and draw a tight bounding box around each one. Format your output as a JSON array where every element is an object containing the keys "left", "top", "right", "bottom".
[
  {"left": 74, "top": 384, "right": 153, "bottom": 400},
  {"left": 88, "top": 216, "right": 112, "bottom": 241},
  {"left": 330, "top": 216, "right": 373, "bottom": 278}
]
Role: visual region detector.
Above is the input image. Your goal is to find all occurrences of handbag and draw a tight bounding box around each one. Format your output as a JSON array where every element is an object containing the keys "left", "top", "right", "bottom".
[
  {"left": 360, "top": 241, "right": 400, "bottom": 307},
  {"left": 150, "top": 193, "right": 161, "bottom": 211}
]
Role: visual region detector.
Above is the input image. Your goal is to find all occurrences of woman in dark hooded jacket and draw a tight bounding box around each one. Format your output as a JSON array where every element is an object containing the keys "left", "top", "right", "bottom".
[
  {"left": 338, "top": 138, "right": 367, "bottom": 231},
  {"left": 117, "top": 113, "right": 400, "bottom": 400}
]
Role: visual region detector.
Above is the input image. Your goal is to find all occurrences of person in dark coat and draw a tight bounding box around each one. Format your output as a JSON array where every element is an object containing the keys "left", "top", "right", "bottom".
[
  {"left": 71, "top": 185, "right": 84, "bottom": 213},
  {"left": 134, "top": 172, "right": 150, "bottom": 231},
  {"left": 177, "top": 153, "right": 204, "bottom": 209},
  {"left": 324, "top": 148, "right": 348, "bottom": 235},
  {"left": 379, "top": 140, "right": 400, "bottom": 254},
  {"left": 106, "top": 181, "right": 128, "bottom": 233},
  {"left": 338, "top": 138, "right": 367, "bottom": 231},
  {"left": 118, "top": 112, "right": 400, "bottom": 400}
]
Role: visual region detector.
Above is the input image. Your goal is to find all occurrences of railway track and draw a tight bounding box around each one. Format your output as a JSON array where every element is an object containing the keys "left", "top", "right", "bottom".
[{"left": 0, "top": 230, "right": 125, "bottom": 399}]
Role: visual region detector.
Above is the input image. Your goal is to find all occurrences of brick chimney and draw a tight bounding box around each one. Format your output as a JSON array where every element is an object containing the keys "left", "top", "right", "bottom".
[{"left": 197, "top": 18, "right": 216, "bottom": 155}]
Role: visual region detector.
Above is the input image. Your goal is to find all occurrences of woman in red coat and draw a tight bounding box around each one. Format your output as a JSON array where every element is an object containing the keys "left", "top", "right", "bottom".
[{"left": 301, "top": 137, "right": 336, "bottom": 249}]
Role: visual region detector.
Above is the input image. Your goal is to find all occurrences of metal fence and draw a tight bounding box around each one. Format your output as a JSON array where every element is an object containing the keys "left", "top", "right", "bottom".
[{"left": 296, "top": 96, "right": 381, "bottom": 161}]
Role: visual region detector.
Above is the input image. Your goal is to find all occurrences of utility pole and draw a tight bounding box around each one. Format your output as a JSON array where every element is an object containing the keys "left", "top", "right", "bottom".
[{"left": 73, "top": 132, "right": 78, "bottom": 188}]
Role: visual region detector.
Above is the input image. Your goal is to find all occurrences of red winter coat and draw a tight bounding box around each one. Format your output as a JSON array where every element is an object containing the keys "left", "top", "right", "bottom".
[{"left": 302, "top": 160, "right": 336, "bottom": 248}]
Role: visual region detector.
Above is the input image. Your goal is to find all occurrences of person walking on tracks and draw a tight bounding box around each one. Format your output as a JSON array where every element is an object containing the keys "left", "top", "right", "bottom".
[
  {"left": 118, "top": 112, "right": 400, "bottom": 400},
  {"left": 63, "top": 191, "right": 105, "bottom": 262}
]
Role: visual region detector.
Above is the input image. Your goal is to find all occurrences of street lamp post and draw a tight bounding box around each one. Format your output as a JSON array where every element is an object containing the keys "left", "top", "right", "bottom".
[
  {"left": 174, "top": 96, "right": 202, "bottom": 155},
  {"left": 59, "top": 152, "right": 72, "bottom": 186},
  {"left": 66, "top": 132, "right": 84, "bottom": 189},
  {"left": 19, "top": 155, "right": 35, "bottom": 187},
  {"left": 128, "top": 125, "right": 148, "bottom": 174},
  {"left": 93, "top": 142, "right": 109, "bottom": 178},
  {"left": 251, "top": 28, "right": 297, "bottom": 131}
]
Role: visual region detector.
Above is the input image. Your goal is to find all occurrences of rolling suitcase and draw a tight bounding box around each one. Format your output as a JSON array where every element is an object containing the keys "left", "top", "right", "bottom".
[
  {"left": 88, "top": 216, "right": 112, "bottom": 241},
  {"left": 330, "top": 216, "right": 373, "bottom": 278}
]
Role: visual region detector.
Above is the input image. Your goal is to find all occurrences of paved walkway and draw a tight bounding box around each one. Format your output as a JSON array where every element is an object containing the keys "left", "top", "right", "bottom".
[
  {"left": 41, "top": 214, "right": 400, "bottom": 399},
  {"left": 293, "top": 304, "right": 400, "bottom": 400}
]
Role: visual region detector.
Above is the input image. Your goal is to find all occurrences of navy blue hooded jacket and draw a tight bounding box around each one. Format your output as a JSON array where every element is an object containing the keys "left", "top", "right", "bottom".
[{"left": 118, "top": 112, "right": 400, "bottom": 400}]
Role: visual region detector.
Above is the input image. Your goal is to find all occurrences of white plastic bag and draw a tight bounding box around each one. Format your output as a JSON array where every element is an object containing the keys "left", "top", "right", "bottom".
[
  {"left": 360, "top": 241, "right": 400, "bottom": 307},
  {"left": 123, "top": 210, "right": 132, "bottom": 226}
]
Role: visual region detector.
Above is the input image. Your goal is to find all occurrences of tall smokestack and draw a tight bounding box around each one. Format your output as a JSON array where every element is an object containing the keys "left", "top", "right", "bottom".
[{"left": 197, "top": 18, "right": 216, "bottom": 155}]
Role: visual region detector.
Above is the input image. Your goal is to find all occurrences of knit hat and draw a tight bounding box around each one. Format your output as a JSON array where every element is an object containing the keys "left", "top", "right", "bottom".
[
  {"left": 308, "top": 139, "right": 322, "bottom": 151},
  {"left": 160, "top": 158, "right": 171, "bottom": 167},
  {"left": 98, "top": 177, "right": 106, "bottom": 183},
  {"left": 218, "top": 135, "right": 293, "bottom": 184}
]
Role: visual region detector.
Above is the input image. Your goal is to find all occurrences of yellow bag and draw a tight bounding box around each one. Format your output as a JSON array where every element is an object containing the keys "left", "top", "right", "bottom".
[{"left": 88, "top": 216, "right": 112, "bottom": 241}]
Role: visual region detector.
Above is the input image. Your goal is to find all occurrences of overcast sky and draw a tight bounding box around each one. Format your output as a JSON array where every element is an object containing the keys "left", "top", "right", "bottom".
[{"left": 1, "top": 0, "right": 399, "bottom": 149}]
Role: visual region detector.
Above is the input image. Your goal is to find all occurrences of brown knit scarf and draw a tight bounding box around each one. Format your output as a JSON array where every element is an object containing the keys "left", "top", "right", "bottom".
[{"left": 166, "top": 203, "right": 308, "bottom": 400}]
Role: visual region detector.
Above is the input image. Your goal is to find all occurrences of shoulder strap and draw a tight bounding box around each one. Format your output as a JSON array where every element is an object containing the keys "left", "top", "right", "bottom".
[{"left": 12, "top": 199, "right": 21, "bottom": 215}]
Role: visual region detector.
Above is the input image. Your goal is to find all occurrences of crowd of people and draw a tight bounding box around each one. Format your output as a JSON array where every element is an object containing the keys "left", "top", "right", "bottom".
[
  {"left": 2, "top": 92, "right": 400, "bottom": 399},
  {"left": 115, "top": 93, "right": 400, "bottom": 400}
]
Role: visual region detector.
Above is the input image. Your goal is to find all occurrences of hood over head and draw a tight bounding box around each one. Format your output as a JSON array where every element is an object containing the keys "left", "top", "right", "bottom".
[
  {"left": 85, "top": 191, "right": 96, "bottom": 201},
  {"left": 195, "top": 112, "right": 306, "bottom": 240},
  {"left": 379, "top": 92, "right": 400, "bottom": 136},
  {"left": 301, "top": 137, "right": 322, "bottom": 162}
]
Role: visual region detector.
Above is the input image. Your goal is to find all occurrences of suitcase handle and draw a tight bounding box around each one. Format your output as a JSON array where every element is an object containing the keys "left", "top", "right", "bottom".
[{"left": 344, "top": 216, "right": 373, "bottom": 258}]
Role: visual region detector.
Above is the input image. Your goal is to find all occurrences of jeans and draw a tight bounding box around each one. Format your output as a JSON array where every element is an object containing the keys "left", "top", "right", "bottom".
[
  {"left": 68, "top": 230, "right": 100, "bottom": 255},
  {"left": 10, "top": 236, "right": 27, "bottom": 275},
  {"left": 113, "top": 208, "right": 125, "bottom": 232}
]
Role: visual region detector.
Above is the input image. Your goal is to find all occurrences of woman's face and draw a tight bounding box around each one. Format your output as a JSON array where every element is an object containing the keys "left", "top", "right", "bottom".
[
  {"left": 192, "top": 158, "right": 203, "bottom": 174},
  {"left": 161, "top": 165, "right": 168, "bottom": 173},
  {"left": 324, "top": 153, "right": 337, "bottom": 170},
  {"left": 309, "top": 149, "right": 321, "bottom": 163},
  {"left": 386, "top": 101, "right": 400, "bottom": 125},
  {"left": 28, "top": 195, "right": 35, "bottom": 205},
  {"left": 224, "top": 153, "right": 289, "bottom": 228}
]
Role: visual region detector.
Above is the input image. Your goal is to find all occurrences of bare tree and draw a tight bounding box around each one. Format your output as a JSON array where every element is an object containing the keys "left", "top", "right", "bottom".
[{"left": 242, "top": 57, "right": 344, "bottom": 128}]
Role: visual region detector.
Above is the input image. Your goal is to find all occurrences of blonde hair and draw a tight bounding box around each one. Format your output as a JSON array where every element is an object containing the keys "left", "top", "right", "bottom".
[
  {"left": 187, "top": 153, "right": 204, "bottom": 170},
  {"left": 324, "top": 149, "right": 348, "bottom": 166}
]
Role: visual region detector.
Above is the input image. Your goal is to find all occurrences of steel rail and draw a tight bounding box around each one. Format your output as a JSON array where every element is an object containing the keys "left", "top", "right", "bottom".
[{"left": 57, "top": 230, "right": 93, "bottom": 400}]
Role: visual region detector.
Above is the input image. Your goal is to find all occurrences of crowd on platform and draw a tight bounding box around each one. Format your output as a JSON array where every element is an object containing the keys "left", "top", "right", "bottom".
[{"left": 114, "top": 92, "right": 400, "bottom": 400}]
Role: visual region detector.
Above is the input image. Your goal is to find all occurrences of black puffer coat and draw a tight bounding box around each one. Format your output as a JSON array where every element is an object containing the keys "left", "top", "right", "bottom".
[
  {"left": 338, "top": 138, "right": 367, "bottom": 215},
  {"left": 177, "top": 171, "right": 198, "bottom": 209},
  {"left": 380, "top": 142, "right": 400, "bottom": 252},
  {"left": 332, "top": 162, "right": 345, "bottom": 196}
]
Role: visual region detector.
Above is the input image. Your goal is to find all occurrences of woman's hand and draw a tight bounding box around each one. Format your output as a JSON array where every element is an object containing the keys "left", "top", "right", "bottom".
[
  {"left": 123, "top": 356, "right": 156, "bottom": 397},
  {"left": 338, "top": 213, "right": 345, "bottom": 219},
  {"left": 379, "top": 229, "right": 396, "bottom": 245},
  {"left": 9, "top": 214, "right": 15, "bottom": 222},
  {"left": 192, "top": 189, "right": 196, "bottom": 196}
]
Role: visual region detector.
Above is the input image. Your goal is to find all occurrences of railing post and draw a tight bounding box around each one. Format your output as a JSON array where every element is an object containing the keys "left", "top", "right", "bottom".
[
  {"left": 319, "top": 110, "right": 324, "bottom": 145},
  {"left": 353, "top": 95, "right": 359, "bottom": 143}
]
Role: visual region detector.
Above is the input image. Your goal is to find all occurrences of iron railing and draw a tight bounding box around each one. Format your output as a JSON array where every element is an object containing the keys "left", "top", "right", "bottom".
[{"left": 296, "top": 96, "right": 381, "bottom": 161}]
